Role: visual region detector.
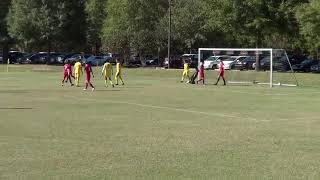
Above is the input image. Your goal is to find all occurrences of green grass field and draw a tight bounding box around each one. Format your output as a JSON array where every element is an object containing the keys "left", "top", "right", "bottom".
[{"left": 1, "top": 65, "right": 320, "bottom": 180}]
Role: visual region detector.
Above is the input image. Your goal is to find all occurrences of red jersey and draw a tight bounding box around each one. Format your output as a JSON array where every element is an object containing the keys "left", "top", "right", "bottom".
[
  {"left": 219, "top": 62, "right": 224, "bottom": 72},
  {"left": 84, "top": 64, "right": 91, "bottom": 74},
  {"left": 84, "top": 64, "right": 92, "bottom": 81},
  {"left": 219, "top": 61, "right": 224, "bottom": 76},
  {"left": 199, "top": 64, "right": 204, "bottom": 78},
  {"left": 64, "top": 64, "right": 71, "bottom": 75}
]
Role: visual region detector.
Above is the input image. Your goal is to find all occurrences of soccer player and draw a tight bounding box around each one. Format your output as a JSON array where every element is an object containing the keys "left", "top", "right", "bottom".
[
  {"left": 74, "top": 58, "right": 83, "bottom": 87},
  {"left": 197, "top": 61, "right": 205, "bottom": 85},
  {"left": 102, "top": 60, "right": 115, "bottom": 88},
  {"left": 61, "top": 60, "right": 74, "bottom": 86},
  {"left": 115, "top": 59, "right": 125, "bottom": 85},
  {"left": 214, "top": 60, "right": 226, "bottom": 85},
  {"left": 189, "top": 66, "right": 199, "bottom": 84},
  {"left": 181, "top": 59, "right": 190, "bottom": 83},
  {"left": 83, "top": 62, "right": 95, "bottom": 91}
]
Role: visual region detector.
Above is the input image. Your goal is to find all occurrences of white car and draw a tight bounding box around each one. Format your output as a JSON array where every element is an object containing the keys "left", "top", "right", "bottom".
[
  {"left": 203, "top": 56, "right": 230, "bottom": 69},
  {"left": 223, "top": 56, "right": 249, "bottom": 70}
]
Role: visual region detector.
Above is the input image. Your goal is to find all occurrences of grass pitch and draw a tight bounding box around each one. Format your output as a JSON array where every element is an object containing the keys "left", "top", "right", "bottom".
[{"left": 1, "top": 65, "right": 320, "bottom": 179}]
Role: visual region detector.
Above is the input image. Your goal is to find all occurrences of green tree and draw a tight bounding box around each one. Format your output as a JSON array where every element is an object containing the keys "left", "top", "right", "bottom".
[
  {"left": 127, "top": 0, "right": 168, "bottom": 60},
  {"left": 85, "top": 0, "right": 106, "bottom": 54},
  {"left": 296, "top": 0, "right": 320, "bottom": 57},
  {"left": 101, "top": 0, "right": 130, "bottom": 60},
  {"left": 170, "top": 0, "right": 208, "bottom": 53},
  {"left": 0, "top": 0, "right": 11, "bottom": 63}
]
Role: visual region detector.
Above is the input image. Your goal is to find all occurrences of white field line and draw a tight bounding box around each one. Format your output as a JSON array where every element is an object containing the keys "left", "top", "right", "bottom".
[{"left": 68, "top": 95, "right": 318, "bottom": 123}]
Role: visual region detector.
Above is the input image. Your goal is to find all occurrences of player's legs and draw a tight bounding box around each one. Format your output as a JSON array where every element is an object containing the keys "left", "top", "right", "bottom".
[
  {"left": 84, "top": 75, "right": 90, "bottom": 90},
  {"left": 67, "top": 75, "right": 74, "bottom": 86},
  {"left": 75, "top": 73, "right": 80, "bottom": 87},
  {"left": 105, "top": 75, "right": 114, "bottom": 87},
  {"left": 115, "top": 72, "right": 124, "bottom": 85},
  {"left": 215, "top": 74, "right": 225, "bottom": 85},
  {"left": 108, "top": 77, "right": 114, "bottom": 87},
  {"left": 115, "top": 72, "right": 119, "bottom": 85},
  {"left": 62, "top": 74, "right": 67, "bottom": 86},
  {"left": 186, "top": 71, "right": 190, "bottom": 83},
  {"left": 222, "top": 76, "right": 226, "bottom": 85},
  {"left": 181, "top": 71, "right": 187, "bottom": 82},
  {"left": 118, "top": 74, "right": 124, "bottom": 85}
]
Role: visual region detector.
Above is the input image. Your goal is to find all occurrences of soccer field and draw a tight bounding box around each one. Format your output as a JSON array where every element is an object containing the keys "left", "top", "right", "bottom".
[{"left": 1, "top": 65, "right": 320, "bottom": 179}]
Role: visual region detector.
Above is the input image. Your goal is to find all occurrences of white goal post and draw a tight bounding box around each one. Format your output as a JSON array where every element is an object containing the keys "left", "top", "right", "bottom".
[{"left": 198, "top": 48, "right": 298, "bottom": 88}]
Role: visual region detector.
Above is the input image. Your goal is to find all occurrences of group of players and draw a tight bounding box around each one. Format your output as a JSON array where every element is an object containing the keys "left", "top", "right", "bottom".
[
  {"left": 61, "top": 58, "right": 125, "bottom": 91},
  {"left": 181, "top": 59, "right": 226, "bottom": 85}
]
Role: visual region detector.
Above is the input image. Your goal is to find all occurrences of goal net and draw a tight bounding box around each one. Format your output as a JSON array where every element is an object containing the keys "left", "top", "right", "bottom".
[{"left": 198, "top": 48, "right": 298, "bottom": 88}]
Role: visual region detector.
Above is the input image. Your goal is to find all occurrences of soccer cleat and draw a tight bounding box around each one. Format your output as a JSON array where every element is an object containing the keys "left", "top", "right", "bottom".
[
  {"left": 122, "top": 83, "right": 124, "bottom": 86},
  {"left": 71, "top": 84, "right": 74, "bottom": 86},
  {"left": 83, "top": 88, "right": 87, "bottom": 91},
  {"left": 112, "top": 84, "right": 115, "bottom": 88},
  {"left": 92, "top": 88, "right": 95, "bottom": 91},
  {"left": 115, "top": 84, "right": 119, "bottom": 86}
]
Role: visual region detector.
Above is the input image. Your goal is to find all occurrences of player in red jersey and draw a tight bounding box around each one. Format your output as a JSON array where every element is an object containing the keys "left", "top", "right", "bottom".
[
  {"left": 197, "top": 61, "right": 205, "bottom": 85},
  {"left": 214, "top": 60, "right": 226, "bottom": 85},
  {"left": 83, "top": 62, "right": 95, "bottom": 91},
  {"left": 61, "top": 60, "right": 74, "bottom": 86}
]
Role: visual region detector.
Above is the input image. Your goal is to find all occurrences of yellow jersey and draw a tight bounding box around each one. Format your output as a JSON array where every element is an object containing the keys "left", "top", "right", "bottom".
[
  {"left": 183, "top": 63, "right": 189, "bottom": 71},
  {"left": 116, "top": 63, "right": 121, "bottom": 73},
  {"left": 74, "top": 62, "right": 82, "bottom": 74},
  {"left": 102, "top": 62, "right": 112, "bottom": 75}
]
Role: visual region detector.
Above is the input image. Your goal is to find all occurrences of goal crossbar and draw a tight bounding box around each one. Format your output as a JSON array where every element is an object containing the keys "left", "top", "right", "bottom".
[{"left": 198, "top": 48, "right": 298, "bottom": 88}]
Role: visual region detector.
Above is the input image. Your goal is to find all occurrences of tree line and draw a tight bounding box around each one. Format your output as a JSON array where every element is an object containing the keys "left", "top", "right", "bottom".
[{"left": 0, "top": 0, "right": 320, "bottom": 62}]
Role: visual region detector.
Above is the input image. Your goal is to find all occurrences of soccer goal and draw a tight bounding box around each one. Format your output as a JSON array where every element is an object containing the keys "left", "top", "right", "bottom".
[{"left": 198, "top": 48, "right": 298, "bottom": 88}]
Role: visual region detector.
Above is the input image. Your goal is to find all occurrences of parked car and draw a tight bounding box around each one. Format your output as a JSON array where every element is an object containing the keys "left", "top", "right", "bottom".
[
  {"left": 126, "top": 58, "right": 142, "bottom": 68},
  {"left": 146, "top": 58, "right": 158, "bottom": 66},
  {"left": 8, "top": 51, "right": 24, "bottom": 64},
  {"left": 292, "top": 59, "right": 318, "bottom": 72},
  {"left": 257, "top": 56, "right": 290, "bottom": 72},
  {"left": 85, "top": 56, "right": 107, "bottom": 66},
  {"left": 222, "top": 56, "right": 249, "bottom": 70},
  {"left": 15, "top": 53, "right": 32, "bottom": 64},
  {"left": 310, "top": 62, "right": 320, "bottom": 73},
  {"left": 233, "top": 56, "right": 257, "bottom": 70},
  {"left": 27, "top": 53, "right": 47, "bottom": 64},
  {"left": 181, "top": 54, "right": 199, "bottom": 68},
  {"left": 163, "top": 56, "right": 183, "bottom": 68},
  {"left": 64, "top": 54, "right": 84, "bottom": 65},
  {"left": 203, "top": 56, "right": 229, "bottom": 69}
]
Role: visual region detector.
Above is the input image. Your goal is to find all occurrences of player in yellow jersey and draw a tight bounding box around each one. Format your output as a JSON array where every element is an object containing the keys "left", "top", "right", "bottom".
[
  {"left": 181, "top": 59, "right": 190, "bottom": 83},
  {"left": 115, "top": 59, "right": 125, "bottom": 85},
  {"left": 74, "top": 58, "right": 83, "bottom": 87},
  {"left": 101, "top": 60, "right": 115, "bottom": 88}
]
